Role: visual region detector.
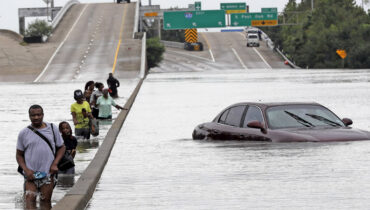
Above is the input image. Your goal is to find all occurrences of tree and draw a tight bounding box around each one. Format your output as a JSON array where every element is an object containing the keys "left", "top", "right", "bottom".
[
  {"left": 25, "top": 19, "right": 52, "bottom": 37},
  {"left": 146, "top": 37, "right": 165, "bottom": 69}
]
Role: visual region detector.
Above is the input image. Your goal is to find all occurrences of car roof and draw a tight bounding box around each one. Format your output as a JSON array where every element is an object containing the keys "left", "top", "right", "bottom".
[{"left": 228, "top": 102, "right": 322, "bottom": 109}]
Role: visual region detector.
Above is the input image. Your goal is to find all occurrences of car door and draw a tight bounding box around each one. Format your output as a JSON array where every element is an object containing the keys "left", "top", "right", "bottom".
[
  {"left": 240, "top": 105, "right": 270, "bottom": 141},
  {"left": 210, "top": 105, "right": 247, "bottom": 140}
]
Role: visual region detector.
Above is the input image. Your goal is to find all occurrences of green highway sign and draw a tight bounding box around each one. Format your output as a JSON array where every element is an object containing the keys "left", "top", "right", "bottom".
[
  {"left": 261, "top": 8, "right": 278, "bottom": 13},
  {"left": 220, "top": 2, "right": 246, "bottom": 10},
  {"left": 230, "top": 12, "right": 278, "bottom": 26},
  {"left": 163, "top": 10, "right": 226, "bottom": 30},
  {"left": 195, "top": 1, "right": 201, "bottom": 11}
]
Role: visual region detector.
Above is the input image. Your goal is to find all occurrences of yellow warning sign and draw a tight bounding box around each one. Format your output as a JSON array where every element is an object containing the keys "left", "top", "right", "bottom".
[
  {"left": 225, "top": 10, "right": 246, "bottom": 14},
  {"left": 185, "top": 29, "right": 198, "bottom": 43},
  {"left": 336, "top": 49, "right": 347, "bottom": 59},
  {"left": 251, "top": 20, "right": 278, "bottom": 26},
  {"left": 144, "top": 12, "right": 158, "bottom": 17}
]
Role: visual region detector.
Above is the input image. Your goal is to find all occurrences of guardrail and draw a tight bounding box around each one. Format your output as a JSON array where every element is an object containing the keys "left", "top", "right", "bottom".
[
  {"left": 275, "top": 48, "right": 301, "bottom": 69},
  {"left": 160, "top": 40, "right": 184, "bottom": 49},
  {"left": 133, "top": 0, "right": 140, "bottom": 38},
  {"left": 260, "top": 29, "right": 301, "bottom": 69},
  {"left": 51, "top": 0, "right": 80, "bottom": 29}
]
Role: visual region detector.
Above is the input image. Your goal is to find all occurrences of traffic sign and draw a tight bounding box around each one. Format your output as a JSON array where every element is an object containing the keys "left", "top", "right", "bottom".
[
  {"left": 336, "top": 49, "right": 347, "bottom": 59},
  {"left": 144, "top": 12, "right": 158, "bottom": 17},
  {"left": 220, "top": 3, "right": 246, "bottom": 10},
  {"left": 195, "top": 1, "right": 201, "bottom": 11},
  {"left": 163, "top": 10, "right": 226, "bottom": 30},
  {"left": 261, "top": 8, "right": 278, "bottom": 13},
  {"left": 225, "top": 10, "right": 246, "bottom": 14},
  {"left": 251, "top": 20, "right": 278, "bottom": 26},
  {"left": 230, "top": 12, "right": 278, "bottom": 26},
  {"left": 185, "top": 29, "right": 198, "bottom": 43}
]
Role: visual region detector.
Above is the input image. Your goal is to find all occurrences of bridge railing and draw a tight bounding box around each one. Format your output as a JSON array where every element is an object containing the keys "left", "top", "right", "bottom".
[{"left": 51, "top": 0, "right": 80, "bottom": 29}]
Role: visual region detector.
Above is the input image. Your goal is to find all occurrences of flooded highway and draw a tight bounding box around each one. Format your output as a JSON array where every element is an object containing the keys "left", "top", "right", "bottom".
[
  {"left": 87, "top": 69, "right": 370, "bottom": 210},
  {"left": 0, "top": 79, "right": 138, "bottom": 209}
]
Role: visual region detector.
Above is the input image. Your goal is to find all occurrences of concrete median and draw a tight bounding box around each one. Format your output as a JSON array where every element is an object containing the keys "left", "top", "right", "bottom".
[{"left": 52, "top": 78, "right": 145, "bottom": 210}]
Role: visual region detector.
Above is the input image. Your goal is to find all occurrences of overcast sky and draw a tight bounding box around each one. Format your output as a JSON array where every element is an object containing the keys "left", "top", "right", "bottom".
[{"left": 0, "top": 0, "right": 368, "bottom": 33}]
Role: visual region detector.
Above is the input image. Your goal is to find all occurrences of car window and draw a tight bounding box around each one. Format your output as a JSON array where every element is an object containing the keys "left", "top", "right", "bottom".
[
  {"left": 218, "top": 109, "right": 229, "bottom": 124},
  {"left": 243, "top": 106, "right": 264, "bottom": 127},
  {"left": 224, "top": 106, "right": 246, "bottom": 127},
  {"left": 266, "top": 104, "right": 345, "bottom": 129}
]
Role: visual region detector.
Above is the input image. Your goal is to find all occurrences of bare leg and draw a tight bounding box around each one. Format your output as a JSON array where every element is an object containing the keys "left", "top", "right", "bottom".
[
  {"left": 24, "top": 181, "right": 37, "bottom": 210},
  {"left": 39, "top": 177, "right": 55, "bottom": 210}
]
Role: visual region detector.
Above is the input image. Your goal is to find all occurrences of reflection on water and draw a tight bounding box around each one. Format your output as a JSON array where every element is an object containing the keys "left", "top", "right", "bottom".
[
  {"left": 0, "top": 80, "right": 136, "bottom": 209},
  {"left": 57, "top": 175, "right": 75, "bottom": 188},
  {"left": 89, "top": 70, "right": 370, "bottom": 210}
]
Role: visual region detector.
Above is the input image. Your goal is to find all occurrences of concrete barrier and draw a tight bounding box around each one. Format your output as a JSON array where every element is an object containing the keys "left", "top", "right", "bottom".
[
  {"left": 140, "top": 32, "right": 147, "bottom": 78},
  {"left": 52, "top": 76, "right": 144, "bottom": 210},
  {"left": 51, "top": 0, "right": 80, "bottom": 29},
  {"left": 160, "top": 40, "right": 184, "bottom": 49},
  {"left": 133, "top": 0, "right": 140, "bottom": 39}
]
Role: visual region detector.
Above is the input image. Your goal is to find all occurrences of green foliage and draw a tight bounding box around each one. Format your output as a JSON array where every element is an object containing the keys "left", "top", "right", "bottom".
[
  {"left": 264, "top": 0, "right": 370, "bottom": 68},
  {"left": 25, "top": 19, "right": 52, "bottom": 37},
  {"left": 146, "top": 37, "right": 165, "bottom": 69}
]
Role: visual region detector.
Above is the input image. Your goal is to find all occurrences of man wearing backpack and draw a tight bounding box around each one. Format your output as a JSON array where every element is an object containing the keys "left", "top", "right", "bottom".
[{"left": 16, "top": 104, "right": 65, "bottom": 209}]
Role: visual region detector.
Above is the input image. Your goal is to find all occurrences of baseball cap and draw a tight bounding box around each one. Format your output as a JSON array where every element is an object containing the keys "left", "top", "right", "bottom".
[{"left": 74, "top": 89, "right": 84, "bottom": 100}]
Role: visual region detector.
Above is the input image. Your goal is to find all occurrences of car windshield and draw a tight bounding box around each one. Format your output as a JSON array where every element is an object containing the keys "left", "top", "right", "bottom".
[
  {"left": 266, "top": 105, "right": 345, "bottom": 129},
  {"left": 248, "top": 35, "right": 258, "bottom": 39}
]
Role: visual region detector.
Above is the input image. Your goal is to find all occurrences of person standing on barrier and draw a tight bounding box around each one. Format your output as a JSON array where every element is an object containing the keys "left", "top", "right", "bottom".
[
  {"left": 16, "top": 104, "right": 65, "bottom": 210},
  {"left": 71, "top": 89, "right": 93, "bottom": 139},
  {"left": 96, "top": 88, "right": 125, "bottom": 119},
  {"left": 107, "top": 73, "right": 120, "bottom": 98}
]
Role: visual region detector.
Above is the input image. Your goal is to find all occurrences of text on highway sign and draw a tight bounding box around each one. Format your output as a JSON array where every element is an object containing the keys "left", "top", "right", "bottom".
[
  {"left": 163, "top": 10, "right": 226, "bottom": 30},
  {"left": 261, "top": 8, "right": 278, "bottom": 13},
  {"left": 220, "top": 3, "right": 246, "bottom": 10},
  {"left": 230, "top": 12, "right": 278, "bottom": 26}
]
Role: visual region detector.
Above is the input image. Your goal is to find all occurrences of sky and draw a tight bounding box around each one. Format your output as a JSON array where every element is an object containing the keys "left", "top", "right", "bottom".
[{"left": 0, "top": 0, "right": 368, "bottom": 33}]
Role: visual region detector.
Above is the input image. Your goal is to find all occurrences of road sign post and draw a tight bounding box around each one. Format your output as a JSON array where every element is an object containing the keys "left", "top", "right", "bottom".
[{"left": 163, "top": 10, "right": 226, "bottom": 30}]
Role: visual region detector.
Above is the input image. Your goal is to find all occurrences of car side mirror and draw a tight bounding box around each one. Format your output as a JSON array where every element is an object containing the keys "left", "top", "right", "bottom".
[
  {"left": 247, "top": 121, "right": 267, "bottom": 134},
  {"left": 342, "top": 118, "right": 353, "bottom": 126}
]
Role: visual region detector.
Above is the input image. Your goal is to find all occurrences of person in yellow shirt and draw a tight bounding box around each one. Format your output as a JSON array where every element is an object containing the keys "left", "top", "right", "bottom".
[{"left": 71, "top": 90, "right": 93, "bottom": 139}]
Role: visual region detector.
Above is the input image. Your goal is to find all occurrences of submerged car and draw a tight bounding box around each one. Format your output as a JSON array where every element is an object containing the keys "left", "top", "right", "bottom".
[{"left": 192, "top": 102, "right": 370, "bottom": 142}]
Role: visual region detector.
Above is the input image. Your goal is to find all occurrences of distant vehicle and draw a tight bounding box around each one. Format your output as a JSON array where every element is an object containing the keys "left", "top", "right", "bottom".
[
  {"left": 192, "top": 102, "right": 370, "bottom": 142},
  {"left": 246, "top": 33, "right": 259, "bottom": 47}
]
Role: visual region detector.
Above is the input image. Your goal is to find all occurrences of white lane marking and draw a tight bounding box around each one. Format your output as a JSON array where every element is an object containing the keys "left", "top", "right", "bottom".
[
  {"left": 231, "top": 47, "right": 248, "bottom": 70},
  {"left": 34, "top": 4, "right": 89, "bottom": 82},
  {"left": 253, "top": 47, "right": 272, "bottom": 69},
  {"left": 209, "top": 49, "right": 215, "bottom": 62},
  {"left": 166, "top": 50, "right": 213, "bottom": 62},
  {"left": 239, "top": 32, "right": 272, "bottom": 69}
]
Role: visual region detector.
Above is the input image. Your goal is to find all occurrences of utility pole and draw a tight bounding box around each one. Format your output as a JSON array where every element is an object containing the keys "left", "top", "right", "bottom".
[
  {"left": 311, "top": 0, "right": 314, "bottom": 11},
  {"left": 149, "top": 0, "right": 151, "bottom": 6}
]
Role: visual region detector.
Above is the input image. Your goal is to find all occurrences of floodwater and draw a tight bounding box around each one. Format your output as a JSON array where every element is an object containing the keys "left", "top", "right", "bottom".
[
  {"left": 0, "top": 79, "right": 138, "bottom": 209},
  {"left": 87, "top": 69, "right": 370, "bottom": 210}
]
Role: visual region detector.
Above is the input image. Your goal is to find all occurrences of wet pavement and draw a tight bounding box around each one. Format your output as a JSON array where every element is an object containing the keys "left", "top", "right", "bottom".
[
  {"left": 87, "top": 69, "right": 370, "bottom": 210},
  {"left": 0, "top": 79, "right": 138, "bottom": 209}
]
